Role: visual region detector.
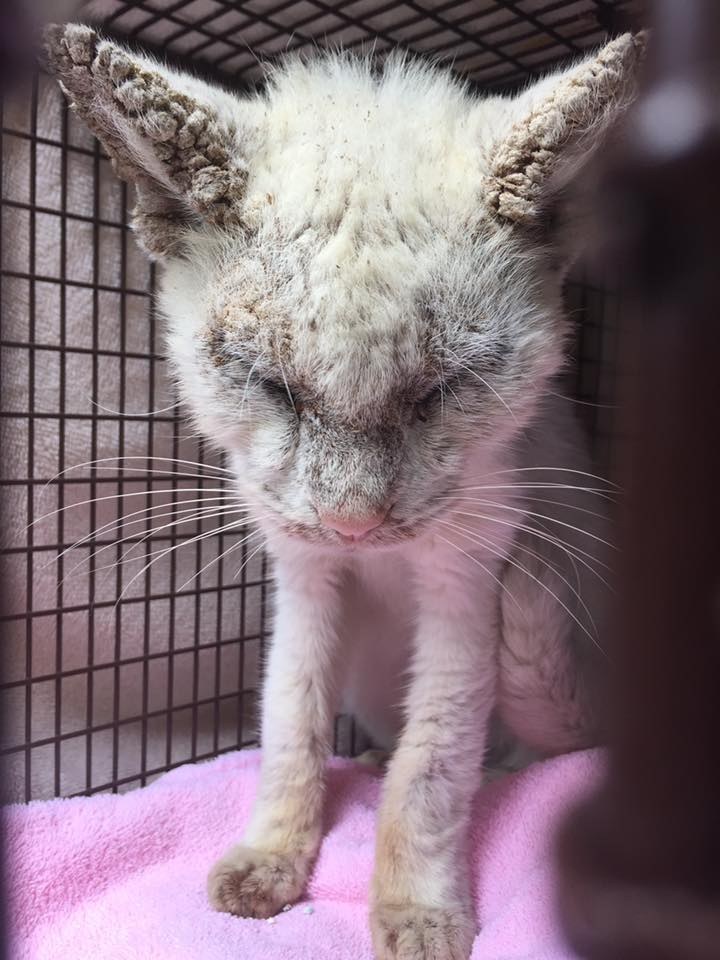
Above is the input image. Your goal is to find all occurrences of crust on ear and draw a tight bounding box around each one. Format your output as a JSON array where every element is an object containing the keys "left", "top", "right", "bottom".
[
  {"left": 44, "top": 23, "right": 252, "bottom": 256},
  {"left": 485, "top": 32, "right": 647, "bottom": 226}
]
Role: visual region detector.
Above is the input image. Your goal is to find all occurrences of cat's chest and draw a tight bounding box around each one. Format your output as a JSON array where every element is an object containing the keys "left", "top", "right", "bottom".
[{"left": 349, "top": 548, "right": 416, "bottom": 609}]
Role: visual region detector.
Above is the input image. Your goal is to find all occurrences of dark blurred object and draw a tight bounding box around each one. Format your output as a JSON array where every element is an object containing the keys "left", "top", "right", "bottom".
[
  {"left": 0, "top": 0, "right": 34, "bottom": 91},
  {"left": 558, "top": 1, "right": 720, "bottom": 958},
  {"left": 594, "top": 0, "right": 648, "bottom": 37}
]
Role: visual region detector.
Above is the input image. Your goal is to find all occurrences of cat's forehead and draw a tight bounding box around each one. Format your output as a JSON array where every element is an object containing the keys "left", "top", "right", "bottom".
[
  {"left": 201, "top": 188, "right": 517, "bottom": 417},
  {"left": 208, "top": 241, "right": 436, "bottom": 414},
  {"left": 242, "top": 58, "right": 487, "bottom": 236},
  {"left": 200, "top": 56, "right": 511, "bottom": 416}
]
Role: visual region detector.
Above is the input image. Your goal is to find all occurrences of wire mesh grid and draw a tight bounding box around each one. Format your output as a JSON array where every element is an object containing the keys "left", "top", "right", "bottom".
[
  {"left": 1, "top": 73, "right": 270, "bottom": 800},
  {"left": 1, "top": 0, "right": 639, "bottom": 802},
  {"left": 90, "top": 0, "right": 641, "bottom": 89}
]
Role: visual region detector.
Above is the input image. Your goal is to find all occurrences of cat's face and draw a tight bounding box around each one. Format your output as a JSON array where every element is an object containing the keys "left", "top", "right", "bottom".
[
  {"left": 164, "top": 220, "right": 563, "bottom": 549},
  {"left": 46, "top": 24, "right": 643, "bottom": 548}
]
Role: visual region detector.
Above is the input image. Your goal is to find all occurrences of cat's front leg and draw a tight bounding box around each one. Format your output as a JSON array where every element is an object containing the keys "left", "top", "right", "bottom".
[
  {"left": 370, "top": 545, "right": 499, "bottom": 960},
  {"left": 208, "top": 552, "right": 344, "bottom": 918}
]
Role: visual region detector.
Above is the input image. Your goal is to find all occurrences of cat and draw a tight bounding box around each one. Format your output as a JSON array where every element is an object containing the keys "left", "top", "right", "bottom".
[{"left": 46, "top": 23, "right": 643, "bottom": 960}]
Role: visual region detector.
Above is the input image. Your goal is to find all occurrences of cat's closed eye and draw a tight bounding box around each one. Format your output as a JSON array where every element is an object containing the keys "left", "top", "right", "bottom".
[
  {"left": 263, "top": 378, "right": 304, "bottom": 416},
  {"left": 415, "top": 385, "right": 442, "bottom": 423}
]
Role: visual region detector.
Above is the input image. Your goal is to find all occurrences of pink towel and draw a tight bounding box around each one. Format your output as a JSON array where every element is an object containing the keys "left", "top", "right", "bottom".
[{"left": 6, "top": 748, "right": 601, "bottom": 959}]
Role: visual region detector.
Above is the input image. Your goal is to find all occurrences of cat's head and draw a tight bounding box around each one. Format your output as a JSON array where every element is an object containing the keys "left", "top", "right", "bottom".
[{"left": 46, "top": 24, "right": 644, "bottom": 549}]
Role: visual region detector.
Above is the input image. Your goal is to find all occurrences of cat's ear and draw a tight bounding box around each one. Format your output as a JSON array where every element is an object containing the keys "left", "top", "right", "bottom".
[
  {"left": 485, "top": 32, "right": 646, "bottom": 229},
  {"left": 44, "top": 23, "right": 260, "bottom": 257}
]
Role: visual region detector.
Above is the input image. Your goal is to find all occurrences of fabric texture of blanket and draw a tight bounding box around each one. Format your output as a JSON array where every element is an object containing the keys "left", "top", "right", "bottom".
[{"left": 6, "top": 748, "right": 601, "bottom": 959}]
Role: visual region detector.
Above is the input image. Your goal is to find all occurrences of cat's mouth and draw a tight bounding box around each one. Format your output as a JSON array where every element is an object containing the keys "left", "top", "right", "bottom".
[
  {"left": 255, "top": 485, "right": 462, "bottom": 550},
  {"left": 270, "top": 510, "right": 443, "bottom": 551},
  {"left": 262, "top": 509, "right": 419, "bottom": 549}
]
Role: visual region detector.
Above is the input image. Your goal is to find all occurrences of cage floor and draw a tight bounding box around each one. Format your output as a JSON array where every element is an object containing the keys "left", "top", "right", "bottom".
[{"left": 7, "top": 745, "right": 599, "bottom": 959}]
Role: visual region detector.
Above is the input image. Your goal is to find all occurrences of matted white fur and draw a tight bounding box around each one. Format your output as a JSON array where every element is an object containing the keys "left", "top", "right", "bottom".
[{"left": 46, "top": 24, "right": 642, "bottom": 960}]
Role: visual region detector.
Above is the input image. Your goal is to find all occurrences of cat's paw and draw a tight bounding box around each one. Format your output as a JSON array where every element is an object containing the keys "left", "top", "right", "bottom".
[
  {"left": 207, "top": 845, "right": 308, "bottom": 919},
  {"left": 370, "top": 903, "right": 476, "bottom": 960}
]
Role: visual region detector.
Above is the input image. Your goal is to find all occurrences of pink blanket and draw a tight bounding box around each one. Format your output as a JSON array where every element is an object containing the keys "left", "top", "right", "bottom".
[{"left": 6, "top": 748, "right": 601, "bottom": 959}]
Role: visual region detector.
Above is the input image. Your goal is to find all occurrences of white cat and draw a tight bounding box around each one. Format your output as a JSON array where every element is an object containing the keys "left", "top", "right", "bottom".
[{"left": 46, "top": 24, "right": 643, "bottom": 960}]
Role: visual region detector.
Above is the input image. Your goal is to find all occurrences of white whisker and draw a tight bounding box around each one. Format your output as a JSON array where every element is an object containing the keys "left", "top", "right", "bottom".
[
  {"left": 434, "top": 528, "right": 528, "bottom": 623},
  {"left": 115, "top": 515, "right": 268, "bottom": 605},
  {"left": 42, "top": 454, "right": 234, "bottom": 489},
  {"left": 233, "top": 536, "right": 272, "bottom": 582},
  {"left": 444, "top": 483, "right": 617, "bottom": 503},
  {"left": 438, "top": 494, "right": 608, "bottom": 523},
  {"left": 56, "top": 464, "right": 239, "bottom": 484},
  {"left": 441, "top": 516, "right": 602, "bottom": 645},
  {"left": 445, "top": 380, "right": 466, "bottom": 414},
  {"left": 457, "top": 508, "right": 612, "bottom": 577},
  {"left": 434, "top": 360, "right": 446, "bottom": 426},
  {"left": 240, "top": 352, "right": 265, "bottom": 418},
  {"left": 440, "top": 500, "right": 616, "bottom": 551},
  {"left": 436, "top": 505, "right": 612, "bottom": 579},
  {"left": 439, "top": 518, "right": 605, "bottom": 656},
  {"left": 455, "top": 465, "right": 620, "bottom": 490},
  {"left": 526, "top": 511, "right": 614, "bottom": 596},
  {"left": 47, "top": 493, "right": 247, "bottom": 567},
  {"left": 63, "top": 506, "right": 253, "bottom": 584},
  {"left": 30, "top": 487, "right": 241, "bottom": 531},
  {"left": 88, "top": 398, "right": 182, "bottom": 418},
  {"left": 57, "top": 502, "right": 251, "bottom": 582},
  {"left": 446, "top": 347, "right": 517, "bottom": 423},
  {"left": 174, "top": 526, "right": 266, "bottom": 593},
  {"left": 546, "top": 391, "right": 617, "bottom": 410},
  {"left": 277, "top": 358, "right": 298, "bottom": 418}
]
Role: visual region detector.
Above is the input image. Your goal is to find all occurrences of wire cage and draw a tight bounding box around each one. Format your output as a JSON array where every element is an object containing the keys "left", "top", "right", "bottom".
[{"left": 0, "top": 0, "right": 641, "bottom": 803}]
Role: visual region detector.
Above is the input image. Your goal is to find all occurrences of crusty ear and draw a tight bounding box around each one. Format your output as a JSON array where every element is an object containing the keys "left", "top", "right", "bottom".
[
  {"left": 485, "top": 32, "right": 646, "bottom": 227},
  {"left": 44, "top": 23, "right": 257, "bottom": 257}
]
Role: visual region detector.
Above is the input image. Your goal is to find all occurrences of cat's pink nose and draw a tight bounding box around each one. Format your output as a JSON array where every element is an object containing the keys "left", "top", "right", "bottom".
[{"left": 319, "top": 511, "right": 386, "bottom": 540}]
